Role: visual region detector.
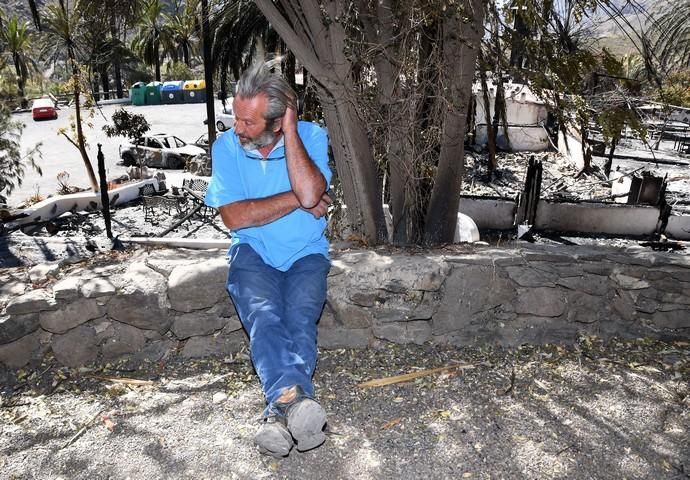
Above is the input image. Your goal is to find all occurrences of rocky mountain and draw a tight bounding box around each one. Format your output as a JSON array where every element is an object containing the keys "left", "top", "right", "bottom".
[
  {"left": 2, "top": 0, "right": 46, "bottom": 23},
  {"left": 590, "top": 0, "right": 663, "bottom": 56}
]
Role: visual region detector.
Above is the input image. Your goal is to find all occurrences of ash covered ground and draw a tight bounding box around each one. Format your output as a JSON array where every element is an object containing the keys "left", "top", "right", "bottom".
[{"left": 2, "top": 142, "right": 690, "bottom": 268}]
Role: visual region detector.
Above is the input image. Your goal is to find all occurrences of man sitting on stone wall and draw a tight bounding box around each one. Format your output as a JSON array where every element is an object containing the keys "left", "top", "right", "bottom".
[{"left": 204, "top": 60, "right": 332, "bottom": 458}]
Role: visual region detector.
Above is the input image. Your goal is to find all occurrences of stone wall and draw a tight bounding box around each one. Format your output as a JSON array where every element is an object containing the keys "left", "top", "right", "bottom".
[{"left": 1, "top": 245, "right": 689, "bottom": 369}]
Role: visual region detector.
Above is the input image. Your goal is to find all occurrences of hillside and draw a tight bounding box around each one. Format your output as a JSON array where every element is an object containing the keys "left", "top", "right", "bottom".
[
  {"left": 2, "top": 0, "right": 46, "bottom": 23},
  {"left": 589, "top": 0, "right": 663, "bottom": 57}
]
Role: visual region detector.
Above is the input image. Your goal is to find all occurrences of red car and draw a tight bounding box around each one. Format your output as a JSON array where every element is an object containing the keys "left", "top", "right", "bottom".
[{"left": 31, "top": 98, "right": 58, "bottom": 120}]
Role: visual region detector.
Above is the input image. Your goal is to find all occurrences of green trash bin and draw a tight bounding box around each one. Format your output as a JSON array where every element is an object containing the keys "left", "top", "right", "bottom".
[
  {"left": 129, "top": 81, "right": 146, "bottom": 106},
  {"left": 183, "top": 80, "right": 206, "bottom": 103},
  {"left": 145, "top": 81, "right": 162, "bottom": 105}
]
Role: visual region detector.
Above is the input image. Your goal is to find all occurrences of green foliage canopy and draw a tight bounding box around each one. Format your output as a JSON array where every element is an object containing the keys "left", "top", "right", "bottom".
[
  {"left": 102, "top": 108, "right": 151, "bottom": 142},
  {"left": 659, "top": 70, "right": 690, "bottom": 107},
  {"left": 0, "top": 104, "right": 42, "bottom": 205}
]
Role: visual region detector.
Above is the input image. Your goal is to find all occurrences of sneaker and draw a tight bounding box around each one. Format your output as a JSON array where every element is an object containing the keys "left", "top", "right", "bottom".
[
  {"left": 286, "top": 398, "right": 327, "bottom": 452},
  {"left": 254, "top": 415, "right": 293, "bottom": 458}
]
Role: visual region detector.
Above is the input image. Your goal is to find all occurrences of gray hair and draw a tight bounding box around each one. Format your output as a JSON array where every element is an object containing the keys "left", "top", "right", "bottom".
[{"left": 236, "top": 59, "right": 296, "bottom": 126}]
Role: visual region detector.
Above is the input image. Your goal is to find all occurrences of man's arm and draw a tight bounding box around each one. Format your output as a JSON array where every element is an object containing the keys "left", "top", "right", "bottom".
[
  {"left": 281, "top": 106, "right": 326, "bottom": 208},
  {"left": 218, "top": 191, "right": 300, "bottom": 230},
  {"left": 218, "top": 191, "right": 332, "bottom": 230}
]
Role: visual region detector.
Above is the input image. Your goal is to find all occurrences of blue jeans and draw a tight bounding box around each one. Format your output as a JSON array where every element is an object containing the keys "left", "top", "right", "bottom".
[{"left": 226, "top": 244, "right": 330, "bottom": 415}]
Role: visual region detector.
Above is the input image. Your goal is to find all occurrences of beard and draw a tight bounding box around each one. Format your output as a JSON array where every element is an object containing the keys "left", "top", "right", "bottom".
[{"left": 238, "top": 129, "right": 277, "bottom": 152}]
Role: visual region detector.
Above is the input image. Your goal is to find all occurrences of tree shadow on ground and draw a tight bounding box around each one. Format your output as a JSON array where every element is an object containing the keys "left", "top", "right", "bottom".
[
  {"left": 1, "top": 342, "right": 687, "bottom": 479},
  {"left": 0, "top": 236, "right": 21, "bottom": 267}
]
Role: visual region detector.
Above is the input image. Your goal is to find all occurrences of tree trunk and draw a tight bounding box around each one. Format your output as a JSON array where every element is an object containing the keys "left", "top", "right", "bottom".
[
  {"left": 579, "top": 117, "right": 593, "bottom": 174},
  {"left": 28, "top": 0, "right": 42, "bottom": 31},
  {"left": 492, "top": 75, "right": 508, "bottom": 151},
  {"left": 253, "top": 0, "right": 387, "bottom": 245},
  {"left": 231, "top": 62, "right": 240, "bottom": 83},
  {"left": 479, "top": 63, "right": 497, "bottom": 177},
  {"left": 154, "top": 37, "right": 161, "bottom": 82},
  {"left": 424, "top": 0, "right": 484, "bottom": 244},
  {"left": 359, "top": 0, "right": 417, "bottom": 244},
  {"left": 604, "top": 136, "right": 618, "bottom": 178},
  {"left": 386, "top": 103, "right": 417, "bottom": 244},
  {"left": 318, "top": 84, "right": 388, "bottom": 244},
  {"left": 489, "top": 8, "right": 508, "bottom": 154},
  {"left": 59, "top": 0, "right": 98, "bottom": 192},
  {"left": 416, "top": 21, "right": 439, "bottom": 132},
  {"left": 92, "top": 75, "right": 100, "bottom": 102},
  {"left": 372, "top": 56, "right": 416, "bottom": 244},
  {"left": 100, "top": 65, "right": 110, "bottom": 100},
  {"left": 110, "top": 20, "right": 124, "bottom": 98},
  {"left": 183, "top": 43, "right": 190, "bottom": 66},
  {"left": 201, "top": 0, "right": 216, "bottom": 146},
  {"left": 114, "top": 64, "right": 124, "bottom": 98},
  {"left": 652, "top": 118, "right": 668, "bottom": 151},
  {"left": 73, "top": 69, "right": 99, "bottom": 192},
  {"left": 13, "top": 53, "right": 26, "bottom": 107}
]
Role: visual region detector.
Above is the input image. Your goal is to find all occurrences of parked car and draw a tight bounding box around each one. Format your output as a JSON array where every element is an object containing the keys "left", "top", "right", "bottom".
[
  {"left": 215, "top": 105, "right": 235, "bottom": 131},
  {"left": 191, "top": 131, "right": 224, "bottom": 153},
  {"left": 31, "top": 98, "right": 58, "bottom": 121},
  {"left": 119, "top": 133, "right": 205, "bottom": 169}
]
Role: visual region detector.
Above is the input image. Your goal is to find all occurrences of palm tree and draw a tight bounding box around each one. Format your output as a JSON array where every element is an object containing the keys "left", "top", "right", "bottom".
[
  {"left": 42, "top": 0, "right": 99, "bottom": 192},
  {"left": 80, "top": 16, "right": 125, "bottom": 100},
  {"left": 653, "top": 0, "right": 690, "bottom": 71},
  {"left": 132, "top": 0, "right": 172, "bottom": 82},
  {"left": 621, "top": 53, "right": 644, "bottom": 80},
  {"left": 0, "top": 15, "right": 38, "bottom": 108},
  {"left": 166, "top": 0, "right": 199, "bottom": 67},
  {"left": 41, "top": 0, "right": 83, "bottom": 69},
  {"left": 211, "top": 0, "right": 278, "bottom": 95},
  {"left": 78, "top": 0, "right": 141, "bottom": 98},
  {"left": 27, "top": 0, "right": 42, "bottom": 31},
  {"left": 200, "top": 0, "right": 216, "bottom": 147}
]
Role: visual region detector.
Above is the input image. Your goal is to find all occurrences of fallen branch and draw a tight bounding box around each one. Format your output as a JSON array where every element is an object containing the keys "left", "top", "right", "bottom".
[
  {"left": 556, "top": 444, "right": 574, "bottom": 455},
  {"left": 0, "top": 402, "right": 30, "bottom": 409},
  {"left": 90, "top": 376, "right": 155, "bottom": 386},
  {"left": 61, "top": 410, "right": 102, "bottom": 450},
  {"left": 356, "top": 363, "right": 474, "bottom": 389},
  {"left": 381, "top": 417, "right": 402, "bottom": 430},
  {"left": 206, "top": 372, "right": 235, "bottom": 385}
]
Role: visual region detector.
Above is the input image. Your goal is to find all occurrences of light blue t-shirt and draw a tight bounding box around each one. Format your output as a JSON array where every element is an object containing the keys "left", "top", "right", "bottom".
[{"left": 205, "top": 121, "right": 331, "bottom": 271}]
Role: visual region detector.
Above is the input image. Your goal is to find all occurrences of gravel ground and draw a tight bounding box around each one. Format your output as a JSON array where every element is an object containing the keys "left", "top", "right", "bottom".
[{"left": 1, "top": 338, "right": 688, "bottom": 480}]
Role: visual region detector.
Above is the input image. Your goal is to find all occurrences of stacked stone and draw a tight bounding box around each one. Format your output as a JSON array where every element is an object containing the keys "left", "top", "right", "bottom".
[
  {"left": 0, "top": 250, "right": 244, "bottom": 369},
  {"left": 1, "top": 245, "right": 689, "bottom": 370},
  {"left": 323, "top": 246, "right": 690, "bottom": 348}
]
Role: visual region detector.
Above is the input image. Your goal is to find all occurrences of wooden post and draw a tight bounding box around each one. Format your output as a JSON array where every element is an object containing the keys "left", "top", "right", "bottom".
[{"left": 97, "top": 144, "right": 113, "bottom": 239}]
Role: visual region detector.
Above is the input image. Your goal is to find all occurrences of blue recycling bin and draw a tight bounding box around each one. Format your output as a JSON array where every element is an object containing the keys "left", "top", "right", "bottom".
[{"left": 161, "top": 81, "right": 185, "bottom": 104}]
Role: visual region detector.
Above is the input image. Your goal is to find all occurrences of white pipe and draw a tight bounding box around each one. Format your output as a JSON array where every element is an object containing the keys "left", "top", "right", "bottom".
[{"left": 121, "top": 237, "right": 231, "bottom": 249}]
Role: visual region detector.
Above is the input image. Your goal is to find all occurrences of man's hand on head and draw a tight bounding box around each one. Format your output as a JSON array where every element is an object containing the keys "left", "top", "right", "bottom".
[
  {"left": 301, "top": 192, "right": 332, "bottom": 219},
  {"left": 280, "top": 102, "right": 299, "bottom": 137}
]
